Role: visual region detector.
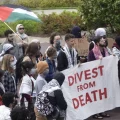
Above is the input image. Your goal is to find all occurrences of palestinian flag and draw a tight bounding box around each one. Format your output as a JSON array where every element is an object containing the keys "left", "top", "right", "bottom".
[{"left": 0, "top": 4, "right": 41, "bottom": 22}]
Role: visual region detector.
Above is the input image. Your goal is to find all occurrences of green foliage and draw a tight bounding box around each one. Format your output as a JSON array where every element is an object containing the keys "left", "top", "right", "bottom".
[
  {"left": 79, "top": 0, "right": 120, "bottom": 33},
  {"left": 39, "top": 11, "right": 84, "bottom": 34},
  {"left": 17, "top": 0, "right": 80, "bottom": 8},
  {"left": 0, "top": 21, "right": 8, "bottom": 37},
  {"left": 0, "top": 11, "right": 84, "bottom": 37}
]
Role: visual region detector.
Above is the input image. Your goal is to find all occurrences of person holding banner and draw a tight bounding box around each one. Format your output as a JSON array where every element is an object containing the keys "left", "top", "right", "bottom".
[
  {"left": 57, "top": 34, "right": 78, "bottom": 71},
  {"left": 112, "top": 36, "right": 120, "bottom": 80},
  {"left": 88, "top": 36, "right": 109, "bottom": 60},
  {"left": 89, "top": 28, "right": 112, "bottom": 55},
  {"left": 88, "top": 36, "right": 110, "bottom": 119},
  {"left": 112, "top": 36, "right": 120, "bottom": 59}
]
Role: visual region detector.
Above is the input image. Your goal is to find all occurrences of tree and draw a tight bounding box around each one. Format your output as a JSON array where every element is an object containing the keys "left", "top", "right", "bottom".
[{"left": 79, "top": 0, "right": 120, "bottom": 33}]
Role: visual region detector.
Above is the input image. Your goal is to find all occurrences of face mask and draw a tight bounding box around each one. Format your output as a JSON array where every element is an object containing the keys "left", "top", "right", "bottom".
[
  {"left": 10, "top": 61, "right": 16, "bottom": 70},
  {"left": 10, "top": 57, "right": 17, "bottom": 70},
  {"left": 30, "top": 68, "right": 36, "bottom": 75},
  {"left": 55, "top": 40, "right": 61, "bottom": 50},
  {"left": 36, "top": 54, "right": 40, "bottom": 59},
  {"left": 52, "top": 55, "right": 57, "bottom": 60}
]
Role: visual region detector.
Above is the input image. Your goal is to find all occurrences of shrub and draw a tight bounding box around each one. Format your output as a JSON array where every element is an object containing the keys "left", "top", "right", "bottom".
[
  {"left": 39, "top": 11, "right": 85, "bottom": 34},
  {"left": 17, "top": 0, "right": 80, "bottom": 8},
  {"left": 0, "top": 11, "right": 85, "bottom": 37}
]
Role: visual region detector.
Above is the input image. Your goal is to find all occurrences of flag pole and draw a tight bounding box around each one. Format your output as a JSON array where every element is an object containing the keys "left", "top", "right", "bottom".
[
  {"left": 3, "top": 22, "right": 23, "bottom": 42},
  {"left": 4, "top": 22, "right": 16, "bottom": 34}
]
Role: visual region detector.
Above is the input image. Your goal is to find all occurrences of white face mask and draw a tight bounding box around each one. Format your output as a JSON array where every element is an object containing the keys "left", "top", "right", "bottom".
[
  {"left": 10, "top": 58, "right": 17, "bottom": 70},
  {"left": 30, "top": 68, "right": 37, "bottom": 75}
]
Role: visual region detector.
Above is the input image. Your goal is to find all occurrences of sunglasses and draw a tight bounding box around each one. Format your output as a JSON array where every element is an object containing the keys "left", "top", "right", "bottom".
[
  {"left": 19, "top": 28, "right": 24, "bottom": 30},
  {"left": 101, "top": 35, "right": 106, "bottom": 39}
]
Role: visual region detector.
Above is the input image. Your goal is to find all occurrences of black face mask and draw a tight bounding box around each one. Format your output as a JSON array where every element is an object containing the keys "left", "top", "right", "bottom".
[
  {"left": 55, "top": 40, "right": 61, "bottom": 51},
  {"left": 99, "top": 44, "right": 105, "bottom": 47},
  {"left": 8, "top": 39, "right": 13, "bottom": 43},
  {"left": 36, "top": 54, "right": 40, "bottom": 59}
]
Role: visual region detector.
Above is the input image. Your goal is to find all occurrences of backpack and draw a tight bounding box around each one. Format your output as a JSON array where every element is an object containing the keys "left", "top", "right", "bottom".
[{"left": 36, "top": 91, "right": 54, "bottom": 116}]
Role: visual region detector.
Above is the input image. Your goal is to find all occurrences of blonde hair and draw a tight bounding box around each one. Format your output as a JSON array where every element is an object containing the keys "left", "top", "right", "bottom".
[{"left": 1, "top": 54, "right": 14, "bottom": 73}]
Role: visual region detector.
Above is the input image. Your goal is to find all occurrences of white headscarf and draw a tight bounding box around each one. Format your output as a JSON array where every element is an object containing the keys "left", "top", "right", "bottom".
[
  {"left": 0, "top": 43, "right": 13, "bottom": 57},
  {"left": 16, "top": 24, "right": 28, "bottom": 40},
  {"left": 95, "top": 28, "right": 106, "bottom": 37}
]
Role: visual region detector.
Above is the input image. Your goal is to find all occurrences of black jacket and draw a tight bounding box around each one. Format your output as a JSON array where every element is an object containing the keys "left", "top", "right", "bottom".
[
  {"left": 47, "top": 89, "right": 67, "bottom": 110},
  {"left": 57, "top": 50, "right": 68, "bottom": 71}
]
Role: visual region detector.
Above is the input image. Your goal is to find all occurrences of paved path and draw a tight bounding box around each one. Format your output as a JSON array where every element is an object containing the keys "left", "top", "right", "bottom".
[
  {"left": 0, "top": 36, "right": 65, "bottom": 54},
  {"left": 33, "top": 9, "right": 77, "bottom": 15},
  {"left": 86, "top": 107, "right": 120, "bottom": 120}
]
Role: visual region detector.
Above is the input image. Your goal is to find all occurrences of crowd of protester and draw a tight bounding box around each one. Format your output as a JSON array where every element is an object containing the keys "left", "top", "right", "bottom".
[{"left": 0, "top": 24, "right": 120, "bottom": 120}]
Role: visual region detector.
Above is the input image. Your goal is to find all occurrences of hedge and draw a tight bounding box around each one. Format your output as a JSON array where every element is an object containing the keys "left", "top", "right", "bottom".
[
  {"left": 17, "top": 0, "right": 80, "bottom": 8},
  {"left": 0, "top": 11, "right": 85, "bottom": 37}
]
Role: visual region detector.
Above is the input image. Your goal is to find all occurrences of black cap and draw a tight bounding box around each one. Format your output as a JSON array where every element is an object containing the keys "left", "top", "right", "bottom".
[{"left": 53, "top": 72, "right": 65, "bottom": 86}]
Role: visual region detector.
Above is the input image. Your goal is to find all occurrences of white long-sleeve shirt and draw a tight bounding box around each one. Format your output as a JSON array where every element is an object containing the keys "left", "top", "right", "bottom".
[{"left": 0, "top": 105, "right": 11, "bottom": 120}]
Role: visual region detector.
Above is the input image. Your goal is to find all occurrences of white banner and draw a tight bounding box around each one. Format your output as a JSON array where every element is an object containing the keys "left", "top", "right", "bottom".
[{"left": 62, "top": 56, "right": 120, "bottom": 120}]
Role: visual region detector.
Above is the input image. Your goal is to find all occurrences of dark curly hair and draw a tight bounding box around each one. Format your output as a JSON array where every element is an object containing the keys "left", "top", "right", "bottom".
[
  {"left": 4, "top": 30, "right": 13, "bottom": 37},
  {"left": 2, "top": 92, "right": 14, "bottom": 107},
  {"left": 49, "top": 32, "right": 61, "bottom": 45},
  {"left": 11, "top": 106, "right": 29, "bottom": 120}
]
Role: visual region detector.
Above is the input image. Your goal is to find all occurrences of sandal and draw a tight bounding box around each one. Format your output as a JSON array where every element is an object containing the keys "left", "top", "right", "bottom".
[
  {"left": 99, "top": 112, "right": 110, "bottom": 117},
  {"left": 93, "top": 114, "right": 103, "bottom": 119}
]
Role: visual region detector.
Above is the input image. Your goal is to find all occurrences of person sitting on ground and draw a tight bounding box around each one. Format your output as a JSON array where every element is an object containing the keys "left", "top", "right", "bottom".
[{"left": 0, "top": 92, "right": 15, "bottom": 120}]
